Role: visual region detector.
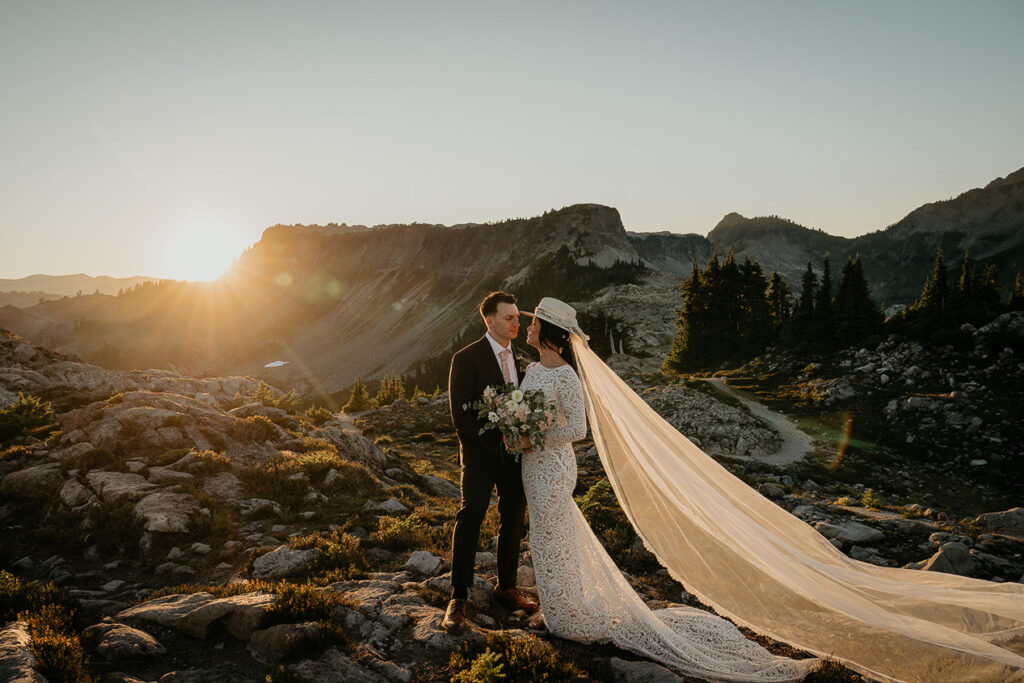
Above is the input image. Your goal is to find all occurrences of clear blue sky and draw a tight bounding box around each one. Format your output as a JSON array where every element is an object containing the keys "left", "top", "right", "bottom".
[{"left": 2, "top": 1, "right": 1022, "bottom": 280}]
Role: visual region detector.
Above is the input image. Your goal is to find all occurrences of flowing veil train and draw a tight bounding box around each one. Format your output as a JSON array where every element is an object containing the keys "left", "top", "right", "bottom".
[{"left": 570, "top": 335, "right": 1024, "bottom": 683}]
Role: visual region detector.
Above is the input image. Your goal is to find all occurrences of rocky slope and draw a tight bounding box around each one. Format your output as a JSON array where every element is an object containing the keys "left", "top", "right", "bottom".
[{"left": 2, "top": 328, "right": 1023, "bottom": 682}]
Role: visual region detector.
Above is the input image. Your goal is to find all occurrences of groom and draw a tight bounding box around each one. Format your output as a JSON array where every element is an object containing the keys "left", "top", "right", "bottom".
[{"left": 443, "top": 290, "right": 539, "bottom": 634}]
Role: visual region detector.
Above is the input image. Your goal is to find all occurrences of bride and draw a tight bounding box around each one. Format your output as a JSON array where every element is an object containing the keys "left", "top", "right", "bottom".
[
  {"left": 516, "top": 298, "right": 816, "bottom": 681},
  {"left": 515, "top": 297, "right": 1024, "bottom": 683}
]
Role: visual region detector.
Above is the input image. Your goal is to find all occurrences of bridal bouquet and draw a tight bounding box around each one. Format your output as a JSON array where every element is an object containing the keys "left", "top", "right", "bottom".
[{"left": 467, "top": 383, "right": 556, "bottom": 461}]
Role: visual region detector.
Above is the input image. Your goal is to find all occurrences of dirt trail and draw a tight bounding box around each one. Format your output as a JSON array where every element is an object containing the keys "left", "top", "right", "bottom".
[{"left": 701, "top": 378, "right": 814, "bottom": 467}]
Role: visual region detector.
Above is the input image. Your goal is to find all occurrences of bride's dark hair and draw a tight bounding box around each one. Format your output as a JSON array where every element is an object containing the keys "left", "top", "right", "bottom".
[{"left": 538, "top": 318, "right": 577, "bottom": 371}]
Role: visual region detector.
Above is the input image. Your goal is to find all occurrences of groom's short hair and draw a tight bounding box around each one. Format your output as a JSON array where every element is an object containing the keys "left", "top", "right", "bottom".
[{"left": 479, "top": 291, "right": 516, "bottom": 319}]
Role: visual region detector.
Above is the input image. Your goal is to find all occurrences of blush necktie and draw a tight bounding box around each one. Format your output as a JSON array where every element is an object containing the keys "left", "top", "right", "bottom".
[{"left": 499, "top": 349, "right": 513, "bottom": 384}]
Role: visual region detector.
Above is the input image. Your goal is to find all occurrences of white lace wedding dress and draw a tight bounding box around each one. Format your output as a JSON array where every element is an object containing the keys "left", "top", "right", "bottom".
[{"left": 519, "top": 361, "right": 815, "bottom": 682}]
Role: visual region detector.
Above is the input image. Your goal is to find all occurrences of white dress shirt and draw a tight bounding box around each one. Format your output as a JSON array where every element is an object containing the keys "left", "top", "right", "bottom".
[{"left": 485, "top": 332, "right": 518, "bottom": 388}]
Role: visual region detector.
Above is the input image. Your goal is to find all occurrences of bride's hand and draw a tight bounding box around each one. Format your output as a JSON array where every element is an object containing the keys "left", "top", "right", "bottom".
[{"left": 503, "top": 434, "right": 533, "bottom": 452}]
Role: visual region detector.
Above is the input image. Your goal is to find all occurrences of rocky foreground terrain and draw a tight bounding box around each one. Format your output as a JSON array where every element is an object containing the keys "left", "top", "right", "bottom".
[{"left": 1, "top": 326, "right": 1022, "bottom": 682}]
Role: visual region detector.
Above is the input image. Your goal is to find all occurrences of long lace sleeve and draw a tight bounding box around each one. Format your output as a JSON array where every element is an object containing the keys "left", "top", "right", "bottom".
[{"left": 542, "top": 367, "right": 587, "bottom": 446}]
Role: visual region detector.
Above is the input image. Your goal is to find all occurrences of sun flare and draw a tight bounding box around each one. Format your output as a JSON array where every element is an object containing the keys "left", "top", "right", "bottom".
[{"left": 162, "top": 220, "right": 247, "bottom": 282}]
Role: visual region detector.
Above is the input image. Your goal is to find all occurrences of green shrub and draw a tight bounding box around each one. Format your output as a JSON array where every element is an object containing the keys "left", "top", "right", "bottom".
[
  {"left": 262, "top": 583, "right": 350, "bottom": 626},
  {"left": 150, "top": 446, "right": 192, "bottom": 466},
  {"left": 860, "top": 489, "right": 884, "bottom": 509},
  {"left": 297, "top": 450, "right": 342, "bottom": 483},
  {"left": 370, "top": 513, "right": 428, "bottom": 551},
  {"left": 0, "top": 392, "right": 54, "bottom": 442},
  {"left": 240, "top": 455, "right": 308, "bottom": 511},
  {"left": 104, "top": 393, "right": 125, "bottom": 406},
  {"left": 450, "top": 633, "right": 583, "bottom": 682},
  {"left": 184, "top": 448, "right": 232, "bottom": 474},
  {"left": 453, "top": 647, "right": 506, "bottom": 682},
  {"left": 289, "top": 529, "right": 368, "bottom": 579},
  {"left": 64, "top": 447, "right": 122, "bottom": 472},
  {"left": 0, "top": 444, "right": 31, "bottom": 462},
  {"left": 0, "top": 571, "right": 62, "bottom": 623},
  {"left": 86, "top": 498, "right": 145, "bottom": 555},
  {"left": 834, "top": 496, "right": 857, "bottom": 506},
  {"left": 230, "top": 415, "right": 280, "bottom": 443},
  {"left": 342, "top": 376, "right": 373, "bottom": 413},
  {"left": 20, "top": 605, "right": 95, "bottom": 683},
  {"left": 233, "top": 380, "right": 301, "bottom": 413},
  {"left": 320, "top": 460, "right": 380, "bottom": 499},
  {"left": 303, "top": 405, "right": 334, "bottom": 426}
]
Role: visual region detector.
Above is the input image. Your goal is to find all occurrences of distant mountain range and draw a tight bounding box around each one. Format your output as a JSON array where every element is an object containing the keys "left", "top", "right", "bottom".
[{"left": 1, "top": 166, "right": 1021, "bottom": 392}]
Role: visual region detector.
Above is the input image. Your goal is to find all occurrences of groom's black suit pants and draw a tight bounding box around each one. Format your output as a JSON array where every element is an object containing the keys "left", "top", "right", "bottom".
[{"left": 451, "top": 451, "right": 527, "bottom": 591}]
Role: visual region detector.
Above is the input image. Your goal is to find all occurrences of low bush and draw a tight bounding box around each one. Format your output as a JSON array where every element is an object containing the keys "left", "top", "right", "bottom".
[
  {"left": 184, "top": 448, "right": 232, "bottom": 475},
  {"left": 289, "top": 529, "right": 368, "bottom": 579},
  {"left": 262, "top": 582, "right": 352, "bottom": 626},
  {"left": 20, "top": 604, "right": 95, "bottom": 683},
  {"left": 240, "top": 455, "right": 308, "bottom": 511},
  {"left": 233, "top": 380, "right": 301, "bottom": 413},
  {"left": 370, "top": 513, "right": 428, "bottom": 551},
  {"left": 230, "top": 415, "right": 280, "bottom": 443},
  {"left": 450, "top": 633, "right": 584, "bottom": 682},
  {"left": 297, "top": 450, "right": 342, "bottom": 483},
  {"left": 86, "top": 498, "right": 145, "bottom": 555},
  {"left": 320, "top": 460, "right": 380, "bottom": 499},
  {"left": 1, "top": 571, "right": 63, "bottom": 622},
  {"left": 0, "top": 444, "right": 31, "bottom": 462},
  {"left": 303, "top": 405, "right": 334, "bottom": 426},
  {"left": 0, "top": 392, "right": 54, "bottom": 443},
  {"left": 149, "top": 446, "right": 192, "bottom": 467},
  {"left": 64, "top": 447, "right": 122, "bottom": 472},
  {"left": 860, "top": 489, "right": 884, "bottom": 509}
]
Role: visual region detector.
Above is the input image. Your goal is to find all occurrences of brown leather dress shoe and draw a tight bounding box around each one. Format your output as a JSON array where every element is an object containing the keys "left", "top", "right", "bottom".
[
  {"left": 493, "top": 587, "right": 540, "bottom": 614},
  {"left": 442, "top": 598, "right": 468, "bottom": 634}
]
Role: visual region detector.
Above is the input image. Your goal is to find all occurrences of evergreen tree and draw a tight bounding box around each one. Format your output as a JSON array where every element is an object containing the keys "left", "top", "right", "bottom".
[
  {"left": 343, "top": 376, "right": 372, "bottom": 413},
  {"left": 1009, "top": 272, "right": 1024, "bottom": 311},
  {"left": 663, "top": 262, "right": 706, "bottom": 374},
  {"left": 373, "top": 371, "right": 407, "bottom": 406},
  {"left": 813, "top": 254, "right": 834, "bottom": 347},
  {"left": 738, "top": 257, "right": 771, "bottom": 356},
  {"left": 833, "top": 255, "right": 882, "bottom": 341},
  {"left": 765, "top": 271, "right": 792, "bottom": 338},
  {"left": 913, "top": 247, "right": 950, "bottom": 317}
]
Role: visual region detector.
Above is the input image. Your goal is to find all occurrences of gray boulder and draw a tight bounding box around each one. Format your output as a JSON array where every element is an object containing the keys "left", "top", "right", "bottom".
[
  {"left": 135, "top": 492, "right": 200, "bottom": 533},
  {"left": 404, "top": 550, "right": 443, "bottom": 576},
  {"left": 906, "top": 542, "right": 978, "bottom": 576},
  {"left": 0, "top": 621, "right": 46, "bottom": 682},
  {"left": 1, "top": 463, "right": 63, "bottom": 499},
  {"left": 248, "top": 621, "right": 320, "bottom": 664},
  {"left": 86, "top": 472, "right": 156, "bottom": 501},
  {"left": 177, "top": 592, "right": 277, "bottom": 639},
  {"left": 81, "top": 622, "right": 166, "bottom": 659},
  {"left": 115, "top": 593, "right": 215, "bottom": 627},
  {"left": 973, "top": 507, "right": 1024, "bottom": 534},
  {"left": 251, "top": 545, "right": 315, "bottom": 579}
]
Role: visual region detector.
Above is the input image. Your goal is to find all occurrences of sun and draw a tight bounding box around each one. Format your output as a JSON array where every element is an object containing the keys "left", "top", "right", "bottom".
[{"left": 162, "top": 219, "right": 247, "bottom": 282}]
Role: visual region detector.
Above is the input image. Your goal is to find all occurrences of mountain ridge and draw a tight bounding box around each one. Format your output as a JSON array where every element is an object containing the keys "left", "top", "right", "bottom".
[{"left": 1, "top": 168, "right": 1021, "bottom": 391}]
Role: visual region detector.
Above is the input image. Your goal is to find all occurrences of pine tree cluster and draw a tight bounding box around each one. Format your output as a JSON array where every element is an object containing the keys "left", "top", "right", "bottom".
[
  {"left": 663, "top": 253, "right": 883, "bottom": 374},
  {"left": 664, "top": 247, "right": 1023, "bottom": 374}
]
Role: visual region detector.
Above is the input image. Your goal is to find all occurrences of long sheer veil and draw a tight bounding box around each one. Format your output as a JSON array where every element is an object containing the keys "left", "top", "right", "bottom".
[{"left": 570, "top": 335, "right": 1024, "bottom": 683}]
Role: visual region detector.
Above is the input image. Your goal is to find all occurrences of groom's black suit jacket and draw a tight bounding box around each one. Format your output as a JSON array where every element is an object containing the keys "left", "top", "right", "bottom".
[{"left": 449, "top": 336, "right": 524, "bottom": 465}]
